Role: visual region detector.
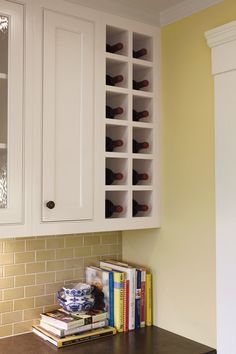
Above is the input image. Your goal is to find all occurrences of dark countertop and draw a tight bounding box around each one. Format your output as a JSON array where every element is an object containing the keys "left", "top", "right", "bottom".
[{"left": 0, "top": 326, "right": 216, "bottom": 354}]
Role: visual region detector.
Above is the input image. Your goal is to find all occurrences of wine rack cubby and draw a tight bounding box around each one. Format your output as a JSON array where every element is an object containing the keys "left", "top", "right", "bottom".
[
  {"left": 106, "top": 91, "right": 128, "bottom": 121},
  {"left": 105, "top": 191, "right": 128, "bottom": 219},
  {"left": 133, "top": 33, "right": 153, "bottom": 62},
  {"left": 106, "top": 158, "right": 128, "bottom": 185},
  {"left": 104, "top": 20, "right": 159, "bottom": 227},
  {"left": 106, "top": 26, "right": 128, "bottom": 57},
  {"left": 133, "top": 127, "right": 153, "bottom": 154},
  {"left": 106, "top": 58, "right": 128, "bottom": 88},
  {"left": 133, "top": 64, "right": 153, "bottom": 92},
  {"left": 132, "top": 159, "right": 153, "bottom": 186},
  {"left": 133, "top": 96, "right": 153, "bottom": 123},
  {"left": 106, "top": 125, "right": 128, "bottom": 153},
  {"left": 132, "top": 191, "right": 152, "bottom": 217}
]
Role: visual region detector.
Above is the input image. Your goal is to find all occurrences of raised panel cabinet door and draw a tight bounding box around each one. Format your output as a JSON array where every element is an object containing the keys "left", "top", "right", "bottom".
[
  {"left": 0, "top": 1, "right": 23, "bottom": 224},
  {"left": 42, "top": 9, "right": 94, "bottom": 222}
]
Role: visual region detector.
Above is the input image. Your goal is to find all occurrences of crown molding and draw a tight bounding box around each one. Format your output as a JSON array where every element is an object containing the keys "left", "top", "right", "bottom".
[
  {"left": 65, "top": 0, "right": 159, "bottom": 26},
  {"left": 205, "top": 20, "right": 236, "bottom": 48},
  {"left": 160, "top": 0, "right": 223, "bottom": 26}
]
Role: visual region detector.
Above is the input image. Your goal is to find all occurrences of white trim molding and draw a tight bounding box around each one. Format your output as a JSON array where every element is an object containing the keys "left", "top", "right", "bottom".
[
  {"left": 205, "top": 20, "right": 236, "bottom": 48},
  {"left": 160, "top": 0, "right": 223, "bottom": 26},
  {"left": 205, "top": 19, "right": 236, "bottom": 354},
  {"left": 205, "top": 20, "right": 236, "bottom": 75}
]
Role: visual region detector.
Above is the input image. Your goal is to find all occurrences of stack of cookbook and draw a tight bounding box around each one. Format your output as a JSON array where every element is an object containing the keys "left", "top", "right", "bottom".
[{"left": 32, "top": 308, "right": 116, "bottom": 348}]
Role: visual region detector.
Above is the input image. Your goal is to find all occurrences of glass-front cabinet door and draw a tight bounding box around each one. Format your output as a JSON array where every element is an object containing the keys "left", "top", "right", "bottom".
[
  {"left": 0, "top": 15, "right": 8, "bottom": 209},
  {"left": 0, "top": 1, "right": 23, "bottom": 224}
]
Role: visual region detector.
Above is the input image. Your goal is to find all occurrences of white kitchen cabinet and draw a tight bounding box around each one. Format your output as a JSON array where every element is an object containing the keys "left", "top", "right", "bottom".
[
  {"left": 0, "top": 0, "right": 160, "bottom": 237},
  {"left": 0, "top": 1, "right": 25, "bottom": 228},
  {"left": 42, "top": 9, "right": 94, "bottom": 222}
]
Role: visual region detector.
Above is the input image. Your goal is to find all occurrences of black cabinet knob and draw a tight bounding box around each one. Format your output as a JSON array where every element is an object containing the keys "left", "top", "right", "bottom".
[{"left": 46, "top": 201, "right": 55, "bottom": 209}]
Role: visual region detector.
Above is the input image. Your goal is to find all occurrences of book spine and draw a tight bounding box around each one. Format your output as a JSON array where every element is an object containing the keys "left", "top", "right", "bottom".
[
  {"left": 114, "top": 271, "right": 124, "bottom": 332},
  {"left": 100, "top": 261, "right": 136, "bottom": 331},
  {"left": 60, "top": 329, "right": 116, "bottom": 347},
  {"left": 32, "top": 327, "right": 58, "bottom": 347},
  {"left": 145, "top": 273, "right": 152, "bottom": 326},
  {"left": 135, "top": 269, "right": 141, "bottom": 329},
  {"left": 140, "top": 270, "right": 146, "bottom": 328},
  {"left": 123, "top": 279, "right": 129, "bottom": 332},
  {"left": 109, "top": 271, "right": 114, "bottom": 327}
]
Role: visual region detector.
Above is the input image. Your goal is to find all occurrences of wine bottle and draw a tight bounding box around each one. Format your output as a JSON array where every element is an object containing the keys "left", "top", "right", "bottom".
[
  {"left": 106, "top": 42, "right": 124, "bottom": 54},
  {"left": 106, "top": 199, "right": 123, "bottom": 218},
  {"left": 133, "top": 79, "right": 149, "bottom": 90},
  {"left": 133, "top": 139, "right": 149, "bottom": 153},
  {"left": 133, "top": 48, "right": 147, "bottom": 59},
  {"left": 106, "top": 168, "right": 123, "bottom": 185},
  {"left": 132, "top": 169, "right": 149, "bottom": 185},
  {"left": 106, "top": 137, "right": 123, "bottom": 152},
  {"left": 106, "top": 105, "right": 124, "bottom": 119},
  {"left": 133, "top": 109, "right": 149, "bottom": 121},
  {"left": 132, "top": 199, "right": 149, "bottom": 217},
  {"left": 106, "top": 74, "right": 124, "bottom": 86}
]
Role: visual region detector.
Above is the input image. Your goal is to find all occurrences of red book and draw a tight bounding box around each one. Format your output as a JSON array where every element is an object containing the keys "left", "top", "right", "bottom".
[{"left": 123, "top": 279, "right": 129, "bottom": 332}]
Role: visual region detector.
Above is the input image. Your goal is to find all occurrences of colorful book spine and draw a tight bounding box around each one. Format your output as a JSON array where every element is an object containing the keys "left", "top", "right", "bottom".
[
  {"left": 100, "top": 260, "right": 136, "bottom": 330},
  {"left": 145, "top": 273, "right": 152, "bottom": 326},
  {"left": 108, "top": 270, "right": 114, "bottom": 327},
  {"left": 113, "top": 271, "right": 125, "bottom": 332},
  {"left": 135, "top": 269, "right": 141, "bottom": 329},
  {"left": 140, "top": 269, "right": 146, "bottom": 328},
  {"left": 123, "top": 279, "right": 129, "bottom": 332}
]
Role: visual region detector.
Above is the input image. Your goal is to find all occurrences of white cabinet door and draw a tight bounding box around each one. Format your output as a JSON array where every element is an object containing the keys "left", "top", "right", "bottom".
[
  {"left": 42, "top": 9, "right": 94, "bottom": 222},
  {"left": 0, "top": 1, "right": 23, "bottom": 224}
]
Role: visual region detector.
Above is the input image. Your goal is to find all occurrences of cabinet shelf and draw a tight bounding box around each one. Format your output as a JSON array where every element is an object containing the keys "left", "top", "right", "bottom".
[
  {"left": 106, "top": 52, "right": 129, "bottom": 62},
  {"left": 106, "top": 86, "right": 129, "bottom": 95},
  {"left": 106, "top": 118, "right": 128, "bottom": 126},
  {"left": 132, "top": 185, "right": 153, "bottom": 191},
  {"left": 132, "top": 58, "right": 153, "bottom": 67},
  {"left": 0, "top": 143, "right": 7, "bottom": 150},
  {"left": 132, "top": 121, "right": 154, "bottom": 129},
  {"left": 105, "top": 152, "right": 129, "bottom": 159},
  {"left": 132, "top": 90, "right": 154, "bottom": 98},
  {"left": 0, "top": 73, "right": 7, "bottom": 79},
  {"left": 132, "top": 154, "right": 154, "bottom": 160},
  {"left": 105, "top": 185, "right": 128, "bottom": 191}
]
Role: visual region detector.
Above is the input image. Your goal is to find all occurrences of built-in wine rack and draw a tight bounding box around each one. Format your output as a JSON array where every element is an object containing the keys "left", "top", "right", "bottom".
[{"left": 104, "top": 21, "right": 159, "bottom": 227}]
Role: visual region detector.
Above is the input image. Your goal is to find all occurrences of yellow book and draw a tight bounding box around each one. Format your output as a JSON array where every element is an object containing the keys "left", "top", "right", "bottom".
[
  {"left": 32, "top": 325, "right": 116, "bottom": 348},
  {"left": 113, "top": 270, "right": 125, "bottom": 332},
  {"left": 145, "top": 273, "right": 152, "bottom": 326}
]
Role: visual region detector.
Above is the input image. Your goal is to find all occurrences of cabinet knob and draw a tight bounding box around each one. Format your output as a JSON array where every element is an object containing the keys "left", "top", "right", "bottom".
[{"left": 46, "top": 201, "right": 55, "bottom": 209}]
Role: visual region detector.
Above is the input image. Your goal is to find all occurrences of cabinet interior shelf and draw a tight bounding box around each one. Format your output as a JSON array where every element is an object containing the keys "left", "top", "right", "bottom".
[
  {"left": 132, "top": 58, "right": 153, "bottom": 67},
  {"left": 105, "top": 152, "right": 129, "bottom": 158},
  {"left": 105, "top": 118, "right": 129, "bottom": 126},
  {"left": 105, "top": 186, "right": 128, "bottom": 191},
  {"left": 106, "top": 52, "right": 129, "bottom": 62},
  {"left": 132, "top": 154, "right": 154, "bottom": 160},
  {"left": 0, "top": 143, "right": 7, "bottom": 150},
  {"left": 132, "top": 90, "right": 154, "bottom": 98},
  {"left": 132, "top": 185, "right": 153, "bottom": 191},
  {"left": 106, "top": 86, "right": 129, "bottom": 95},
  {"left": 132, "top": 122, "right": 154, "bottom": 129},
  {"left": 0, "top": 73, "right": 7, "bottom": 79}
]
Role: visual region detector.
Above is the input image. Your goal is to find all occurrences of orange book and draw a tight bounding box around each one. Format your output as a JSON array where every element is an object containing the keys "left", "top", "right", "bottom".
[{"left": 123, "top": 279, "right": 129, "bottom": 332}]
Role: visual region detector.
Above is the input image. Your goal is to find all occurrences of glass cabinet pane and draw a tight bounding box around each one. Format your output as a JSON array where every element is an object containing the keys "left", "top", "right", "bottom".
[{"left": 0, "top": 15, "right": 8, "bottom": 208}]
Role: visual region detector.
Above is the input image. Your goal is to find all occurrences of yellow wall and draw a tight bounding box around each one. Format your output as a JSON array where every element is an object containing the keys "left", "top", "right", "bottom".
[{"left": 123, "top": 0, "right": 236, "bottom": 348}]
